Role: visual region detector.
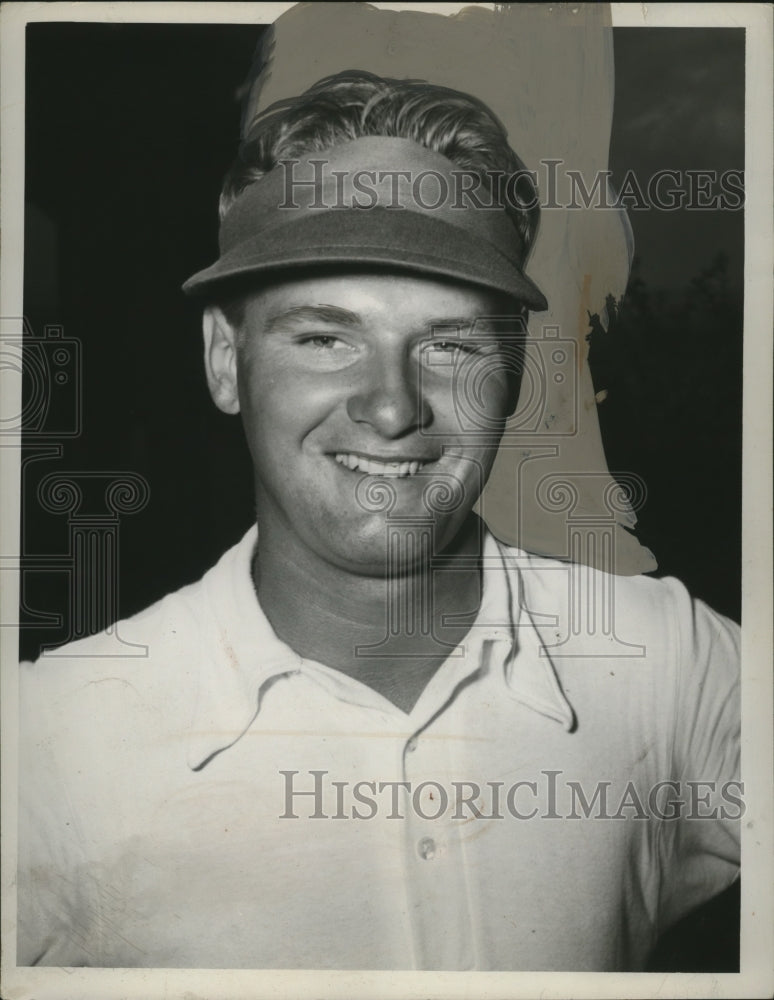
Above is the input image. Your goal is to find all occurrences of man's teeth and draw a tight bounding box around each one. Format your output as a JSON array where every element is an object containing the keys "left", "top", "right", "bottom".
[{"left": 334, "top": 453, "right": 426, "bottom": 477}]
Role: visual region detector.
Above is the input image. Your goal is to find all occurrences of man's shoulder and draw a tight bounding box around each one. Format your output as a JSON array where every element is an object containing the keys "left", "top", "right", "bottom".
[
  {"left": 20, "top": 525, "right": 259, "bottom": 693},
  {"left": 495, "top": 537, "right": 691, "bottom": 614},
  {"left": 492, "top": 536, "right": 740, "bottom": 661}
]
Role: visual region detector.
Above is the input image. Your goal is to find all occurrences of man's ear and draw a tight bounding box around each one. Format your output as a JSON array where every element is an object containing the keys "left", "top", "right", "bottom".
[{"left": 202, "top": 306, "right": 240, "bottom": 415}]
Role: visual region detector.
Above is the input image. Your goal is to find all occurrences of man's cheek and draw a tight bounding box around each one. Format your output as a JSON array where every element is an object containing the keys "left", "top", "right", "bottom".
[{"left": 443, "top": 366, "right": 512, "bottom": 429}]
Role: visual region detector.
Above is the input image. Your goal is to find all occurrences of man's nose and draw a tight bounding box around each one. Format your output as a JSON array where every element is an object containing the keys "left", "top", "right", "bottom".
[{"left": 346, "top": 356, "right": 432, "bottom": 439}]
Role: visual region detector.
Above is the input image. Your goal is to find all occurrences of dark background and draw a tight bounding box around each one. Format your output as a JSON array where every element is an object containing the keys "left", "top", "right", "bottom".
[{"left": 20, "top": 21, "right": 743, "bottom": 971}]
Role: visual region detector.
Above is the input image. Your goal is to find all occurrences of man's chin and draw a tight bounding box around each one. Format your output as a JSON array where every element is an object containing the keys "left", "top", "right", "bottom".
[{"left": 316, "top": 512, "right": 478, "bottom": 578}]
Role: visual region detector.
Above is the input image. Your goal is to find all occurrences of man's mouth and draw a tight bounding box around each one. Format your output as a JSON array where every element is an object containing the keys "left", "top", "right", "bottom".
[{"left": 334, "top": 453, "right": 429, "bottom": 477}]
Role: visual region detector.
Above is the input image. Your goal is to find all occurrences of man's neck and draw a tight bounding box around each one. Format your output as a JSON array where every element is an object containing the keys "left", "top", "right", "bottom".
[{"left": 252, "top": 517, "right": 486, "bottom": 714}]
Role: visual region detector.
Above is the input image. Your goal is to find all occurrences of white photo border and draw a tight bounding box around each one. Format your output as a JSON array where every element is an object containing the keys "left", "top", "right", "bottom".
[{"left": 1, "top": 3, "right": 771, "bottom": 998}]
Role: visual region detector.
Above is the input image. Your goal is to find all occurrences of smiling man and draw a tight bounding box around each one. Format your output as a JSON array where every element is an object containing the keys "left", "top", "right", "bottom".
[
  {"left": 203, "top": 271, "right": 522, "bottom": 714},
  {"left": 17, "top": 71, "right": 741, "bottom": 971}
]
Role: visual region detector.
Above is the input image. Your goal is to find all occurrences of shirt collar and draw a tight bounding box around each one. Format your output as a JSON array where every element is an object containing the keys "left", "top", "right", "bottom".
[
  {"left": 186, "top": 525, "right": 300, "bottom": 770},
  {"left": 483, "top": 533, "right": 576, "bottom": 732},
  {"left": 187, "top": 525, "right": 575, "bottom": 770}
]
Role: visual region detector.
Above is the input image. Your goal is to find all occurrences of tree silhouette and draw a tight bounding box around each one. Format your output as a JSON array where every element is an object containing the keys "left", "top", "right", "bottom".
[{"left": 586, "top": 253, "right": 742, "bottom": 621}]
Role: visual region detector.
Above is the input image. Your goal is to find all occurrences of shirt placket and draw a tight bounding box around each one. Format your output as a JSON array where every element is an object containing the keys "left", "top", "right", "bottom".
[
  {"left": 289, "top": 565, "right": 520, "bottom": 970},
  {"left": 399, "top": 722, "right": 477, "bottom": 969}
]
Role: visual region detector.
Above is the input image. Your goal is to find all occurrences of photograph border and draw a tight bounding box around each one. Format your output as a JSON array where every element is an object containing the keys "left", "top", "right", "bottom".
[{"left": 1, "top": 3, "right": 771, "bottom": 998}]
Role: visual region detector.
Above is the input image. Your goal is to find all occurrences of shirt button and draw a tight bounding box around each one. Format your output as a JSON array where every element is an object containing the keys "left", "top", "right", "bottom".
[
  {"left": 406, "top": 737, "right": 418, "bottom": 753},
  {"left": 417, "top": 836, "right": 436, "bottom": 860}
]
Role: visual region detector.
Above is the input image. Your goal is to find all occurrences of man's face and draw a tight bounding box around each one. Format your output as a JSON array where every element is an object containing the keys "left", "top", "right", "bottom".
[{"left": 212, "top": 271, "right": 522, "bottom": 576}]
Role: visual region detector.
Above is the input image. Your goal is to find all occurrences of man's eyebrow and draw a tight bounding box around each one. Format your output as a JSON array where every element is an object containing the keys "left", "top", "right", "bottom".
[
  {"left": 427, "top": 317, "right": 478, "bottom": 331},
  {"left": 263, "top": 305, "right": 362, "bottom": 332},
  {"left": 426, "top": 317, "right": 506, "bottom": 334},
  {"left": 262, "top": 306, "right": 508, "bottom": 336}
]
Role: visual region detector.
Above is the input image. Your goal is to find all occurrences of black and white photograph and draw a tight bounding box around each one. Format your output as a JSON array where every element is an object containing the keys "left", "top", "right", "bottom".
[{"left": 1, "top": 3, "right": 771, "bottom": 998}]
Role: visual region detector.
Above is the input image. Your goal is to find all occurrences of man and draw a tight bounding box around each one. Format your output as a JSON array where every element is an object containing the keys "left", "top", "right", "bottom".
[{"left": 18, "top": 71, "right": 740, "bottom": 971}]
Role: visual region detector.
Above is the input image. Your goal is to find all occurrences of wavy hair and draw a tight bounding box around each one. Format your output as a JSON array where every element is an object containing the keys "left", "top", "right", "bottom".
[{"left": 219, "top": 70, "right": 540, "bottom": 254}]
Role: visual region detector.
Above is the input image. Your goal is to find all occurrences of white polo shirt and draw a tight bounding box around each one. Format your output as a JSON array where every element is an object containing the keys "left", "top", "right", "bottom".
[{"left": 17, "top": 527, "right": 740, "bottom": 970}]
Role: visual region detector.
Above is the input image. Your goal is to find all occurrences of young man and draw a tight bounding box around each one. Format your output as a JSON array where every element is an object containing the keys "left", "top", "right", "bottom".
[{"left": 18, "top": 72, "right": 740, "bottom": 971}]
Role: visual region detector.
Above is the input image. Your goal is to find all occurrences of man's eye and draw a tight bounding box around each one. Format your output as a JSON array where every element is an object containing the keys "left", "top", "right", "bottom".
[
  {"left": 423, "top": 339, "right": 482, "bottom": 359},
  {"left": 291, "top": 333, "right": 359, "bottom": 367},
  {"left": 305, "top": 335, "right": 341, "bottom": 348},
  {"left": 424, "top": 340, "right": 466, "bottom": 355}
]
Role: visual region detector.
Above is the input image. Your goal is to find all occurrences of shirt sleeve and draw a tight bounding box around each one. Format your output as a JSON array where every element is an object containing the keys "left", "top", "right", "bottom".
[
  {"left": 17, "top": 661, "right": 100, "bottom": 967},
  {"left": 656, "top": 578, "right": 741, "bottom": 931}
]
